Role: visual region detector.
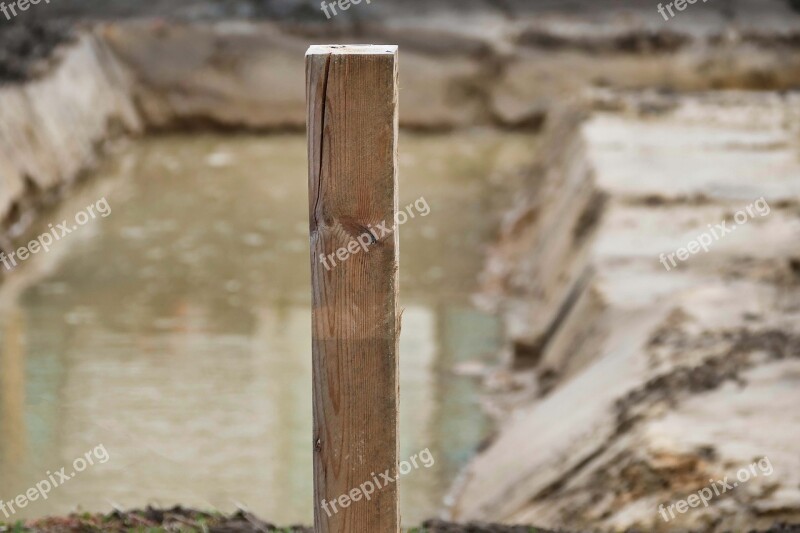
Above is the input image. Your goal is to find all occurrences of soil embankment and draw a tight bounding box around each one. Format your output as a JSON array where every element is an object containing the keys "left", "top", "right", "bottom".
[
  {"left": 0, "top": 25, "right": 140, "bottom": 252},
  {"left": 456, "top": 93, "right": 800, "bottom": 532}
]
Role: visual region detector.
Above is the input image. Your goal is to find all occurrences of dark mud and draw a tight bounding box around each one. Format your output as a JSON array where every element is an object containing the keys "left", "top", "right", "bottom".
[
  {"left": 3, "top": 507, "right": 800, "bottom": 532},
  {"left": 0, "top": 20, "right": 73, "bottom": 83},
  {"left": 6, "top": 510, "right": 800, "bottom": 533},
  {"left": 3, "top": 507, "right": 313, "bottom": 533},
  {"left": 419, "top": 520, "right": 562, "bottom": 532},
  {"left": 517, "top": 29, "right": 690, "bottom": 54}
]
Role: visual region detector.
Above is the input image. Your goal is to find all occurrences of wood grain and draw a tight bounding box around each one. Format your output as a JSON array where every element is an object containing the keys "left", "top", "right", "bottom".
[{"left": 306, "top": 45, "right": 399, "bottom": 533}]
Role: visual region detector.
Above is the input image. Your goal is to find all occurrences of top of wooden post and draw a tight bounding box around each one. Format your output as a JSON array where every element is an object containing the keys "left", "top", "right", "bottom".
[{"left": 306, "top": 44, "right": 398, "bottom": 56}]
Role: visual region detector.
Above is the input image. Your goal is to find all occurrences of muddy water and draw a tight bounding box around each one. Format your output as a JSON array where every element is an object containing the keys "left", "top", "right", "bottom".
[{"left": 0, "top": 132, "right": 534, "bottom": 526}]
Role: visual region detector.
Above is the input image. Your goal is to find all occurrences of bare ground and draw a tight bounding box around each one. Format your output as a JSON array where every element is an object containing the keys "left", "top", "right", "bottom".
[{"left": 3, "top": 509, "right": 800, "bottom": 532}]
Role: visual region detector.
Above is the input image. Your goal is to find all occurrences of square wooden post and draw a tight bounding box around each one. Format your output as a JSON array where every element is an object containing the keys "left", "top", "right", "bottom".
[{"left": 306, "top": 45, "right": 400, "bottom": 533}]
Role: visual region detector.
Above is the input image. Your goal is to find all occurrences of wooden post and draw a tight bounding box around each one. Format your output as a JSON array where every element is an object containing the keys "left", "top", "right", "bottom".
[{"left": 306, "top": 45, "right": 399, "bottom": 532}]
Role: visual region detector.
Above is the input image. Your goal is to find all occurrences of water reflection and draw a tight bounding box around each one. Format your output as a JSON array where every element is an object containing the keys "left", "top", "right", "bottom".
[
  {"left": 0, "top": 307, "right": 26, "bottom": 483},
  {"left": 0, "top": 132, "right": 533, "bottom": 525}
]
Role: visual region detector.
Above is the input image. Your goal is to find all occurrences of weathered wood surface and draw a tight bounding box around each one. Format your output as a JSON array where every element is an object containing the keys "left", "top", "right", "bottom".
[{"left": 306, "top": 44, "right": 399, "bottom": 533}]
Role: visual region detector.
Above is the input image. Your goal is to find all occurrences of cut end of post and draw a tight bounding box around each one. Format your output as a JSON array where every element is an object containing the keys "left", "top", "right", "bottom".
[{"left": 306, "top": 44, "right": 398, "bottom": 56}]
